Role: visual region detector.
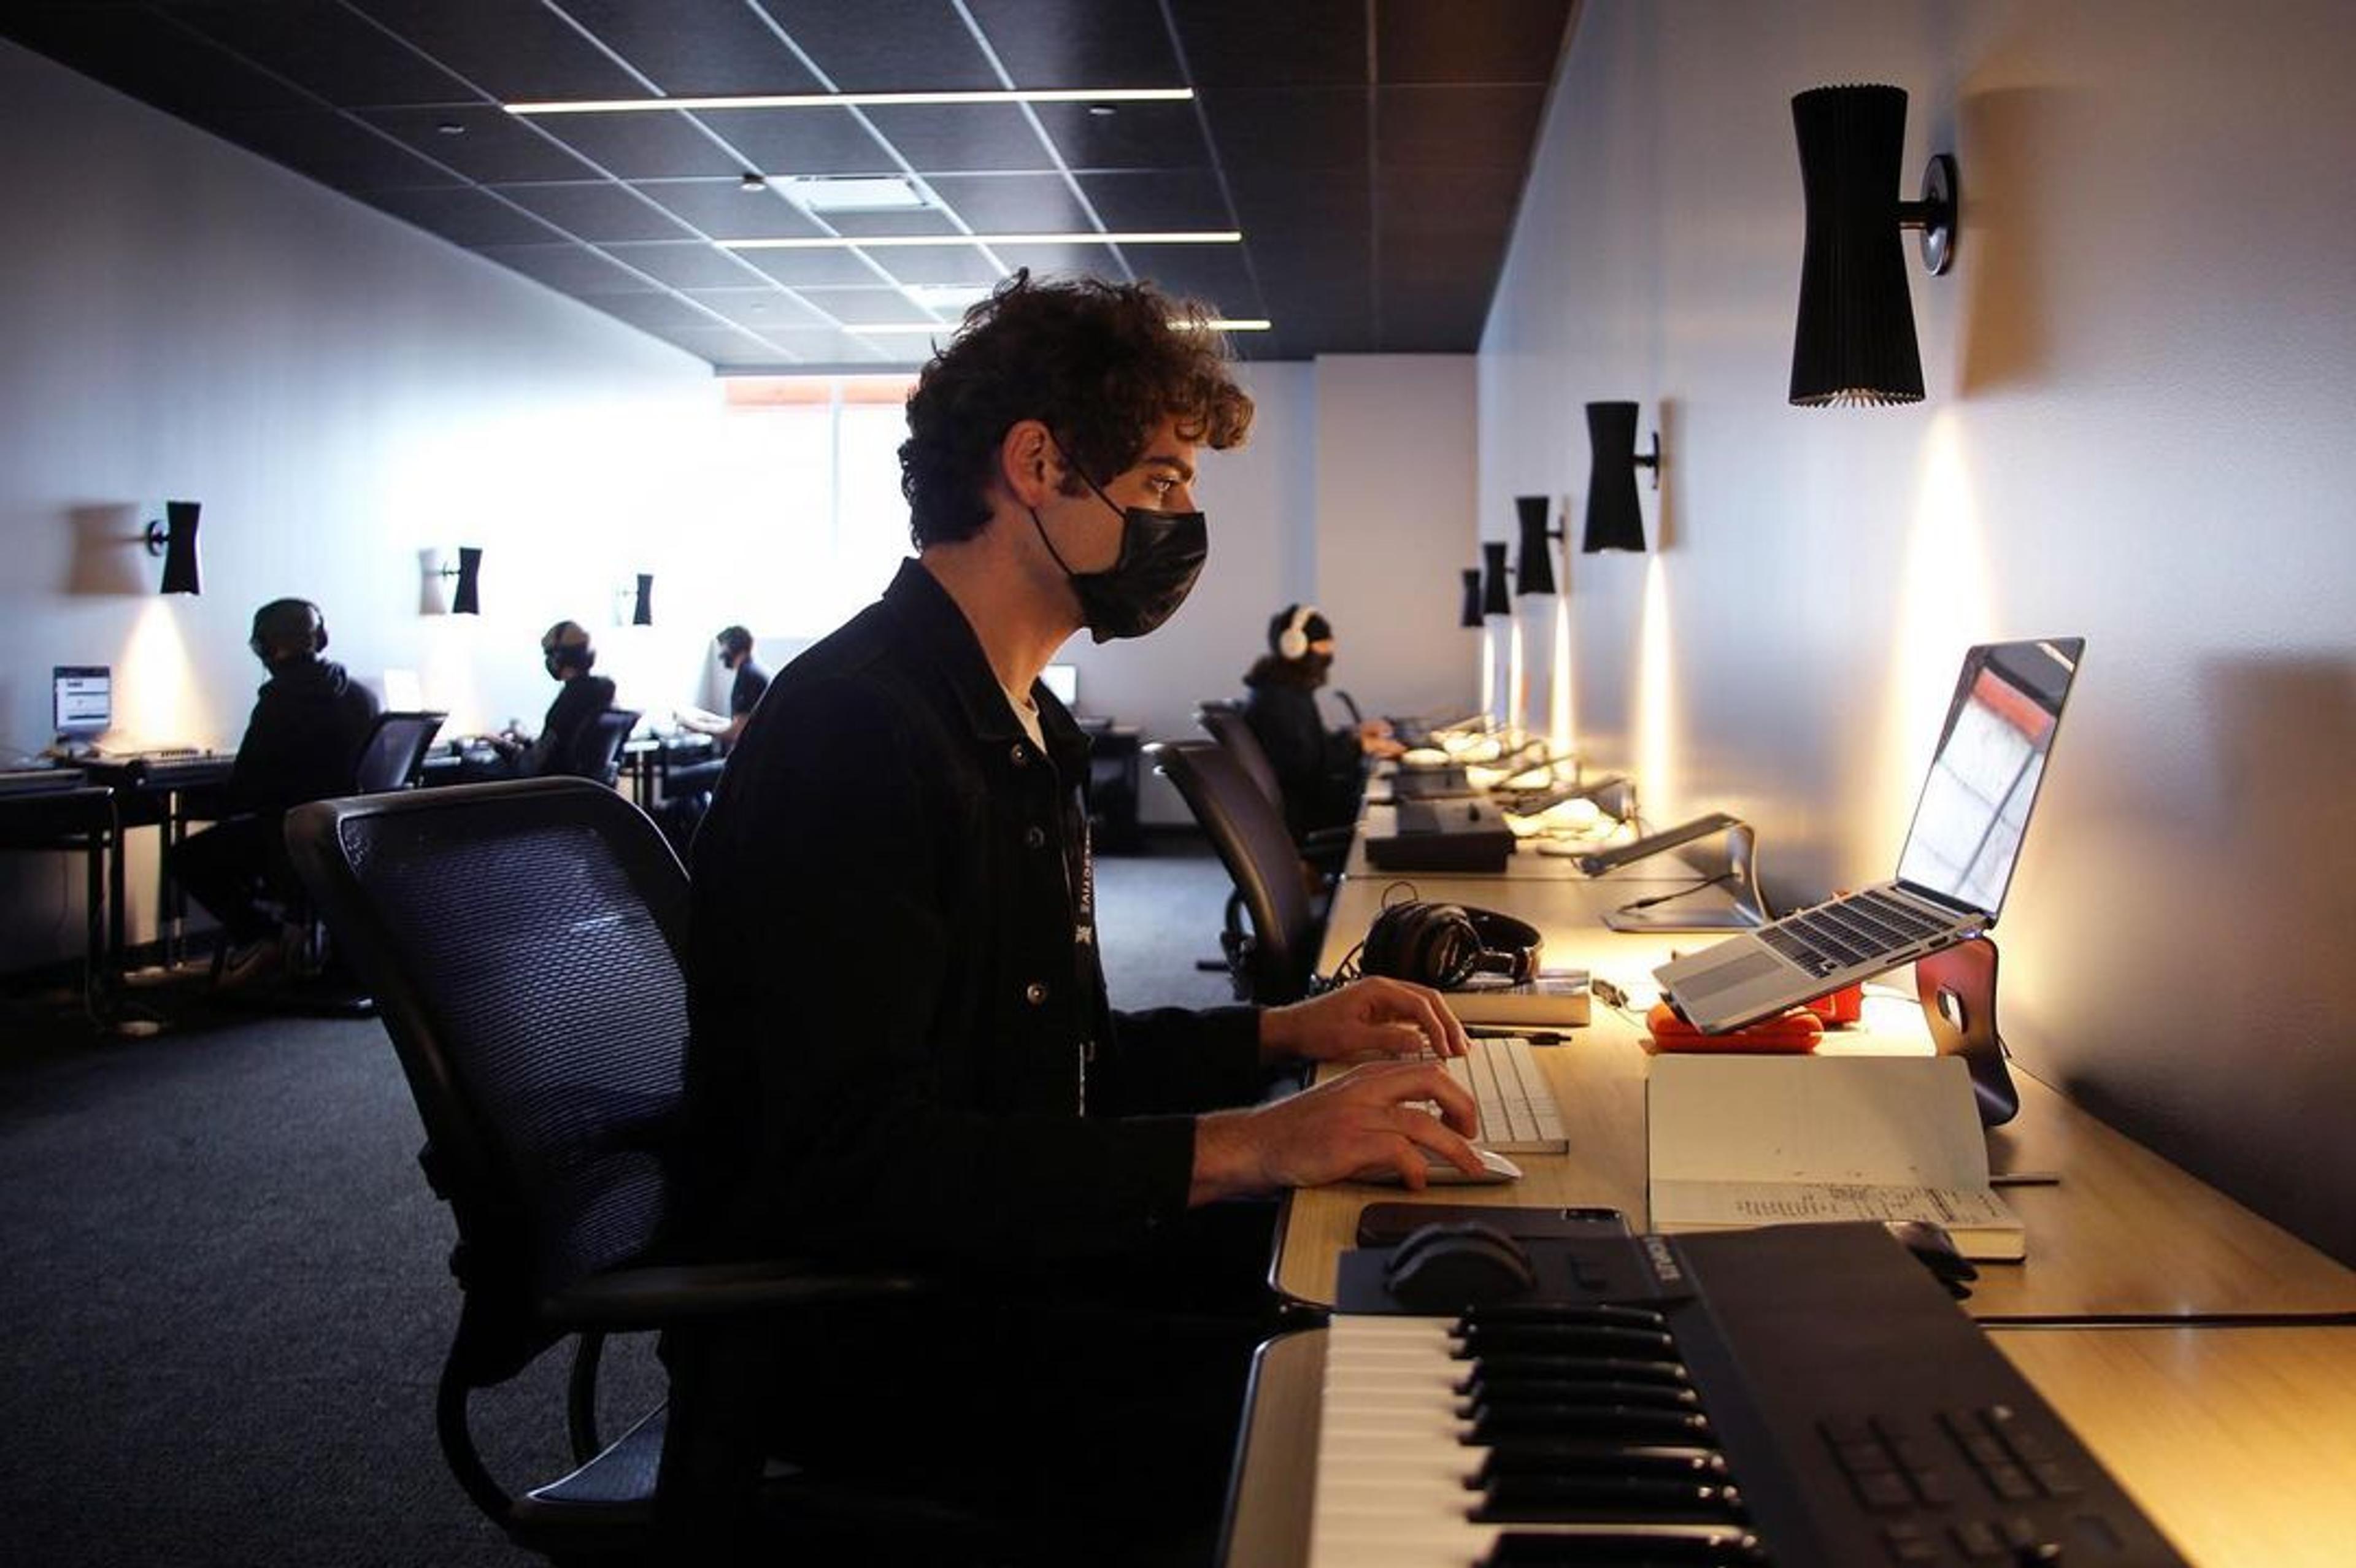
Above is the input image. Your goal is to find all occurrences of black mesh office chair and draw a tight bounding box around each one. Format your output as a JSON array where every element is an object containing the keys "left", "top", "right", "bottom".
[
  {"left": 1194, "top": 703, "right": 1353, "bottom": 878},
  {"left": 568, "top": 707, "right": 639, "bottom": 786},
  {"left": 1147, "top": 740, "right": 1324, "bottom": 1005},
  {"left": 283, "top": 778, "right": 972, "bottom": 1562},
  {"left": 352, "top": 710, "right": 446, "bottom": 794}
]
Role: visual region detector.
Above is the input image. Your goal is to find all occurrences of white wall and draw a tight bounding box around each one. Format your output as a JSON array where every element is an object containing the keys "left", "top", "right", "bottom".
[
  {"left": 0, "top": 40, "right": 743, "bottom": 959},
  {"left": 1484, "top": 0, "right": 2356, "bottom": 1262}
]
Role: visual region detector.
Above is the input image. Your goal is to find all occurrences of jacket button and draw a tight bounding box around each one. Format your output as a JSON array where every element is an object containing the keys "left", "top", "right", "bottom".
[
  {"left": 1023, "top": 825, "right": 1046, "bottom": 850},
  {"left": 1024, "top": 982, "right": 1048, "bottom": 1005},
  {"left": 1010, "top": 744, "right": 1029, "bottom": 767}
]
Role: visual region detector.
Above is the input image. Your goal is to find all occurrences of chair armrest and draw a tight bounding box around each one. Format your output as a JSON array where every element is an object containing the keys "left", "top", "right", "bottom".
[{"left": 544, "top": 1259, "right": 936, "bottom": 1330}]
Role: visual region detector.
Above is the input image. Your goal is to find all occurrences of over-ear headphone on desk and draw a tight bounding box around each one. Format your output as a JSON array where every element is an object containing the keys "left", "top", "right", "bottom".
[{"left": 1361, "top": 900, "right": 1542, "bottom": 990}]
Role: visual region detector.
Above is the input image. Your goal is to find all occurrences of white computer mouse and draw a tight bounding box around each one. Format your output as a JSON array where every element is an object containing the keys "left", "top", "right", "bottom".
[{"left": 1355, "top": 1147, "right": 1523, "bottom": 1186}]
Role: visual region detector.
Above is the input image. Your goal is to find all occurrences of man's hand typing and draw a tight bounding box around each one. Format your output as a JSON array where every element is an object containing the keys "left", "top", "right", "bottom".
[
  {"left": 1257, "top": 975, "right": 1470, "bottom": 1066},
  {"left": 1188, "top": 1060, "right": 1484, "bottom": 1201}
]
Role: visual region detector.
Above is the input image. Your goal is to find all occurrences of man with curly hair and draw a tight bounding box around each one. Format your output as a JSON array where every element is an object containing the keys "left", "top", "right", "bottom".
[{"left": 680, "top": 274, "right": 1488, "bottom": 1559}]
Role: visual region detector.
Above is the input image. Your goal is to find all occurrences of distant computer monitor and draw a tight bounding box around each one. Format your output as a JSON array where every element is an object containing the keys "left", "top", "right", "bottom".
[
  {"left": 1041, "top": 663, "right": 1079, "bottom": 707},
  {"left": 53, "top": 666, "right": 110, "bottom": 741}
]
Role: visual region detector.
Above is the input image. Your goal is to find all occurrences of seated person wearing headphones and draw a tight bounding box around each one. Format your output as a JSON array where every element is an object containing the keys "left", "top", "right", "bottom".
[
  {"left": 491, "top": 620, "right": 617, "bottom": 779},
  {"left": 1241, "top": 602, "right": 1404, "bottom": 841},
  {"left": 172, "top": 598, "right": 380, "bottom": 984}
]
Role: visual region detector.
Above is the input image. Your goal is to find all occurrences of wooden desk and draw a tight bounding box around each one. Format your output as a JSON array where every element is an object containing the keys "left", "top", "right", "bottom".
[
  {"left": 1222, "top": 1324, "right": 2356, "bottom": 1568},
  {"left": 1285, "top": 870, "right": 2356, "bottom": 1322}
]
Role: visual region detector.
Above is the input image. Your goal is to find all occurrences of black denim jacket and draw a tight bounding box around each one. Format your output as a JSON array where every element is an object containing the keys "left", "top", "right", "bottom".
[{"left": 680, "top": 561, "right": 1264, "bottom": 1270}]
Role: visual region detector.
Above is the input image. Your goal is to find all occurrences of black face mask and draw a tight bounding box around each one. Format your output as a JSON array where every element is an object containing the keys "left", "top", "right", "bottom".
[{"left": 1028, "top": 445, "right": 1207, "bottom": 643}]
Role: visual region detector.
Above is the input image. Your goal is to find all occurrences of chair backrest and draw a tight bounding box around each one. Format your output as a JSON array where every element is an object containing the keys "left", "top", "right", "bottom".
[
  {"left": 284, "top": 778, "right": 688, "bottom": 1382},
  {"left": 1195, "top": 702, "right": 1285, "bottom": 809},
  {"left": 352, "top": 709, "right": 447, "bottom": 793},
  {"left": 568, "top": 707, "right": 640, "bottom": 785},
  {"left": 1146, "top": 739, "right": 1319, "bottom": 1003}
]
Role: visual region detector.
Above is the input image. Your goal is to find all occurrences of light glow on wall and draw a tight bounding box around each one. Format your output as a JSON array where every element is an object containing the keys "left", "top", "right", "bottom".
[
  {"left": 1548, "top": 593, "right": 1576, "bottom": 759},
  {"left": 1479, "top": 625, "right": 1497, "bottom": 721},
  {"left": 1507, "top": 614, "right": 1528, "bottom": 742},
  {"left": 1636, "top": 555, "right": 1678, "bottom": 820},
  {"left": 116, "top": 599, "right": 202, "bottom": 748},
  {"left": 1874, "top": 412, "right": 1996, "bottom": 858}
]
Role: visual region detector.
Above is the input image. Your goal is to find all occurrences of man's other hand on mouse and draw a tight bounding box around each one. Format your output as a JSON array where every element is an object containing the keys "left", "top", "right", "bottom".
[{"left": 1188, "top": 978, "right": 1485, "bottom": 1199}]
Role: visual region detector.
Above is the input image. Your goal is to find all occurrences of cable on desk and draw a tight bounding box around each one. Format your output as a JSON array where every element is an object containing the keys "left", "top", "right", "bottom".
[{"left": 1609, "top": 869, "right": 1736, "bottom": 917}]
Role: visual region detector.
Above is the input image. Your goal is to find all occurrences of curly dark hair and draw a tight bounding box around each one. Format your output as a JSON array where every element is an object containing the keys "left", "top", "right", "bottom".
[{"left": 898, "top": 271, "right": 1255, "bottom": 547}]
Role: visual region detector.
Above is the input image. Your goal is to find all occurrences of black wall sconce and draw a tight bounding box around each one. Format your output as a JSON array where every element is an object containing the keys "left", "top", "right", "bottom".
[
  {"left": 1460, "top": 567, "right": 1484, "bottom": 629},
  {"left": 427, "top": 546, "right": 483, "bottom": 614},
  {"left": 1514, "top": 494, "right": 1563, "bottom": 595},
  {"left": 144, "top": 500, "right": 201, "bottom": 594},
  {"left": 629, "top": 573, "right": 654, "bottom": 627},
  {"left": 1788, "top": 83, "right": 1959, "bottom": 407},
  {"left": 1582, "top": 402, "right": 1659, "bottom": 553},
  {"left": 1480, "top": 541, "right": 1512, "bottom": 617}
]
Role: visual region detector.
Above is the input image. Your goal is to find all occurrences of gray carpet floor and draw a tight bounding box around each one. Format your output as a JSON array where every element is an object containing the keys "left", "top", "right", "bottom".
[{"left": 0, "top": 836, "right": 1238, "bottom": 1567}]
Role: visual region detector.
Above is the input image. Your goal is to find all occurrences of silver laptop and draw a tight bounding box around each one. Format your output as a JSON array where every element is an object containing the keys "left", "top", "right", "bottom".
[{"left": 1656, "top": 637, "right": 2084, "bottom": 1032}]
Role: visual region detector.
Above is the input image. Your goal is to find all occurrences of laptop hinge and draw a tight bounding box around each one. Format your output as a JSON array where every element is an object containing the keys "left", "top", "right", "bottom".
[{"left": 1895, "top": 879, "right": 1990, "bottom": 923}]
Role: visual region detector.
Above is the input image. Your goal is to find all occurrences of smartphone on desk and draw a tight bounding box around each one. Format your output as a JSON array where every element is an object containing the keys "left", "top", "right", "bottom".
[{"left": 1355, "top": 1203, "right": 1629, "bottom": 1248}]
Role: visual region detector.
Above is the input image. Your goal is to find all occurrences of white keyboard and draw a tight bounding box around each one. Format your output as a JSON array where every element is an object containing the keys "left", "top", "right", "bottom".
[{"left": 1422, "top": 1034, "right": 1568, "bottom": 1154}]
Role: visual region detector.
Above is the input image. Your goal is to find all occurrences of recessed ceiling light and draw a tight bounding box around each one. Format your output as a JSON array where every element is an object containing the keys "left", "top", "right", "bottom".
[
  {"left": 779, "top": 176, "right": 928, "bottom": 213},
  {"left": 505, "top": 88, "right": 1191, "bottom": 115},
  {"left": 839, "top": 317, "right": 1273, "bottom": 335},
  {"left": 718, "top": 230, "right": 1241, "bottom": 252},
  {"left": 739, "top": 172, "right": 768, "bottom": 193},
  {"left": 435, "top": 121, "right": 466, "bottom": 136},
  {"left": 1087, "top": 104, "right": 1118, "bottom": 118}
]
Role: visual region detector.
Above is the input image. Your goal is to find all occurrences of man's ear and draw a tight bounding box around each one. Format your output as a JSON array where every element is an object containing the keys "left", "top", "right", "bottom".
[{"left": 996, "top": 418, "right": 1060, "bottom": 509}]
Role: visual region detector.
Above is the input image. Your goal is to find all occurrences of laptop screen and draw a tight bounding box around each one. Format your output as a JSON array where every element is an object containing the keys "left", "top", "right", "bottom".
[
  {"left": 53, "top": 666, "right": 110, "bottom": 739},
  {"left": 1895, "top": 638, "right": 2084, "bottom": 917}
]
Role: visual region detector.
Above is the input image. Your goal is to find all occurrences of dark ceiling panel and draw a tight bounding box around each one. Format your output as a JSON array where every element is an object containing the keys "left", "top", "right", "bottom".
[
  {"left": 1165, "top": 0, "right": 1366, "bottom": 87},
  {"left": 362, "top": 184, "right": 564, "bottom": 247},
  {"left": 0, "top": 0, "right": 1576, "bottom": 366},
  {"left": 600, "top": 240, "right": 781, "bottom": 290},
  {"left": 696, "top": 106, "right": 897, "bottom": 178},
  {"left": 528, "top": 109, "right": 748, "bottom": 180},
  {"left": 358, "top": 105, "right": 599, "bottom": 183},
  {"left": 1375, "top": 85, "right": 1546, "bottom": 169},
  {"left": 1198, "top": 88, "right": 1368, "bottom": 172},
  {"left": 477, "top": 241, "right": 667, "bottom": 295},
  {"left": 1076, "top": 169, "right": 1234, "bottom": 232},
  {"left": 495, "top": 181, "right": 700, "bottom": 242},
  {"left": 631, "top": 180, "right": 826, "bottom": 241},
  {"left": 760, "top": 0, "right": 997, "bottom": 93},
  {"left": 550, "top": 0, "right": 823, "bottom": 96},
  {"left": 922, "top": 174, "right": 1093, "bottom": 234},
  {"left": 168, "top": 1, "right": 479, "bottom": 107},
  {"left": 1375, "top": 0, "right": 1575, "bottom": 85},
  {"left": 679, "top": 288, "right": 837, "bottom": 330},
  {"left": 859, "top": 104, "right": 1056, "bottom": 173},
  {"left": 820, "top": 209, "right": 966, "bottom": 239},
  {"left": 1030, "top": 99, "right": 1215, "bottom": 173},
  {"left": 346, "top": 0, "right": 647, "bottom": 102},
  {"left": 207, "top": 107, "right": 458, "bottom": 192},
  {"left": 965, "top": 0, "right": 1184, "bottom": 89}
]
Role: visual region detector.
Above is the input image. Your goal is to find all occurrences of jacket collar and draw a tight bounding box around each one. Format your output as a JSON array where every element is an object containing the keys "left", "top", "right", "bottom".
[{"left": 880, "top": 559, "right": 1089, "bottom": 774}]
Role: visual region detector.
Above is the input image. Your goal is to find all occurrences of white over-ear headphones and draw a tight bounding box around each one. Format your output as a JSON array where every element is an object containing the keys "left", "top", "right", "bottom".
[{"left": 1277, "top": 603, "right": 1320, "bottom": 661}]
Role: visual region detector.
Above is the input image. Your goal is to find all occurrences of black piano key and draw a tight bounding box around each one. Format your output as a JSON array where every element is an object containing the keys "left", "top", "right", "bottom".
[
  {"left": 1462, "top": 1304, "right": 1670, "bottom": 1331},
  {"left": 1468, "top": 1379, "right": 1703, "bottom": 1416},
  {"left": 1459, "top": 1355, "right": 1693, "bottom": 1395},
  {"left": 1472, "top": 1475, "right": 1747, "bottom": 1524},
  {"left": 1471, "top": 1404, "right": 1714, "bottom": 1444},
  {"left": 1458, "top": 1324, "right": 1682, "bottom": 1359},
  {"left": 1474, "top": 1443, "right": 1730, "bottom": 1486},
  {"left": 1479, "top": 1523, "right": 1769, "bottom": 1566}
]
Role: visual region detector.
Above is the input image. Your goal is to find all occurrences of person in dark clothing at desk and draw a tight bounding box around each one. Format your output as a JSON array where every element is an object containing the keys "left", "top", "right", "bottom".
[
  {"left": 681, "top": 272, "right": 1485, "bottom": 1562},
  {"left": 490, "top": 620, "right": 615, "bottom": 778},
  {"left": 660, "top": 626, "right": 769, "bottom": 846},
  {"left": 1242, "top": 602, "right": 1404, "bottom": 841},
  {"left": 172, "top": 598, "right": 379, "bottom": 984}
]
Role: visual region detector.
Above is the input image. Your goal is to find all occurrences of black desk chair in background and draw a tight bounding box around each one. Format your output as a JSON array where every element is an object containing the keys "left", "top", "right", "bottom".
[
  {"left": 1193, "top": 702, "right": 1353, "bottom": 879},
  {"left": 568, "top": 707, "right": 641, "bottom": 787},
  {"left": 285, "top": 778, "right": 982, "bottom": 1563},
  {"left": 353, "top": 710, "right": 447, "bottom": 793},
  {"left": 1146, "top": 740, "right": 1324, "bottom": 1005}
]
